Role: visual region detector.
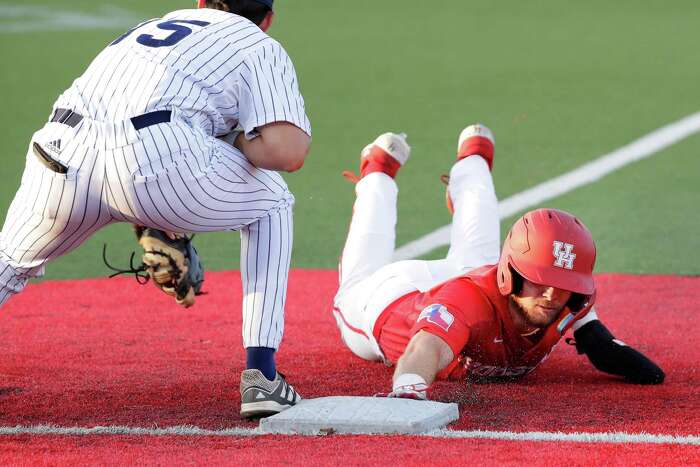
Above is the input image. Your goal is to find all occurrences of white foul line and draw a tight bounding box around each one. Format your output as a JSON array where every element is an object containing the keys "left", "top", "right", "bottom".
[
  {"left": 0, "top": 425, "right": 698, "bottom": 445},
  {"left": 393, "top": 111, "right": 700, "bottom": 261},
  {"left": 0, "top": 425, "right": 260, "bottom": 437},
  {"left": 427, "top": 429, "right": 700, "bottom": 445}
]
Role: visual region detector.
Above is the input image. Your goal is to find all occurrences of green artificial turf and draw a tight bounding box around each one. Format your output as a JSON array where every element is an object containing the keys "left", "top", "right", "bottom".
[{"left": 1, "top": 0, "right": 698, "bottom": 280}]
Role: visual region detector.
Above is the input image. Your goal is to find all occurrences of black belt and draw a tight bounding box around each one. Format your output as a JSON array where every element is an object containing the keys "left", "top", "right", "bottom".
[{"left": 50, "top": 108, "right": 171, "bottom": 130}]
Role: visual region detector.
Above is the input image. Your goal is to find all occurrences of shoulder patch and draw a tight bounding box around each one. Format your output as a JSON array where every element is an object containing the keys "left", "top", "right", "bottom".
[{"left": 418, "top": 304, "right": 454, "bottom": 332}]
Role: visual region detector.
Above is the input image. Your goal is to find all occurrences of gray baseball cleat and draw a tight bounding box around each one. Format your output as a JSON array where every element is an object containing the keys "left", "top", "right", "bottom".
[{"left": 240, "top": 369, "right": 301, "bottom": 418}]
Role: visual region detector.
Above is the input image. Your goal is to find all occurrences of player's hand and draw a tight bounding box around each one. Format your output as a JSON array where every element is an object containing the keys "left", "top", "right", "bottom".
[{"left": 375, "top": 383, "right": 428, "bottom": 400}]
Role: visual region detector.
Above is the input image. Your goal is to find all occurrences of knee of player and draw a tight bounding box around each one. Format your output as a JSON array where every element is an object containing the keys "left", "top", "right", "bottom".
[{"left": 0, "top": 256, "right": 35, "bottom": 293}]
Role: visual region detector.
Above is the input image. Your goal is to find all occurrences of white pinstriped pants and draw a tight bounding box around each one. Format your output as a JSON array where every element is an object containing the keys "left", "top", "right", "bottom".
[
  {"left": 0, "top": 109, "right": 292, "bottom": 349},
  {"left": 332, "top": 156, "right": 501, "bottom": 361}
]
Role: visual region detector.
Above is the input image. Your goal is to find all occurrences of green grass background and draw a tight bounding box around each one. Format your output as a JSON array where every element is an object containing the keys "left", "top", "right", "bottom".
[{"left": 1, "top": 0, "right": 698, "bottom": 280}]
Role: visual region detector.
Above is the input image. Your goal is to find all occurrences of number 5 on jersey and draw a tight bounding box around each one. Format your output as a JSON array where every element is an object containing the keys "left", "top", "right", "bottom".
[{"left": 111, "top": 19, "right": 210, "bottom": 48}]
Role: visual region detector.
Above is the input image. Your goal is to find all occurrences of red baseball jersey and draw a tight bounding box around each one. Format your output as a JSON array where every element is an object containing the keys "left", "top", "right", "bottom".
[{"left": 373, "top": 265, "right": 592, "bottom": 381}]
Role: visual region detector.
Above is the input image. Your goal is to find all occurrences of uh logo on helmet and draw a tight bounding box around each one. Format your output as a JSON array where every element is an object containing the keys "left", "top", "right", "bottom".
[{"left": 497, "top": 209, "right": 597, "bottom": 330}]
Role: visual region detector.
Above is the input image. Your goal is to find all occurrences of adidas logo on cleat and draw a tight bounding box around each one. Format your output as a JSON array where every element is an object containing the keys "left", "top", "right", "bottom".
[{"left": 240, "top": 369, "right": 301, "bottom": 418}]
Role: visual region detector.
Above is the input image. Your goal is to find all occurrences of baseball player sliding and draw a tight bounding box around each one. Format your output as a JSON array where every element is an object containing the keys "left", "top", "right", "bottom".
[
  {"left": 333, "top": 125, "right": 664, "bottom": 400},
  {"left": 0, "top": 0, "right": 310, "bottom": 417}
]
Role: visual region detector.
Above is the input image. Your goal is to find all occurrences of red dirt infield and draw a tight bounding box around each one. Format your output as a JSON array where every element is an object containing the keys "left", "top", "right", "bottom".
[{"left": 0, "top": 270, "right": 698, "bottom": 464}]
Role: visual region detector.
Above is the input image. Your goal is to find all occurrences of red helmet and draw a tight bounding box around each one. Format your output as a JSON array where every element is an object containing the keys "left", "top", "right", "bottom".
[
  {"left": 198, "top": 0, "right": 206, "bottom": 7},
  {"left": 497, "top": 209, "right": 596, "bottom": 302}
]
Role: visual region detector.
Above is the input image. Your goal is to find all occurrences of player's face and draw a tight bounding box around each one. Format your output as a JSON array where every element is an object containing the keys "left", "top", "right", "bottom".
[{"left": 511, "top": 279, "right": 572, "bottom": 329}]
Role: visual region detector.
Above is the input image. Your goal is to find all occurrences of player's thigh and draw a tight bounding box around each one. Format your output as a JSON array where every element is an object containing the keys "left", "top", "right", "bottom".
[
  {"left": 336, "top": 258, "right": 456, "bottom": 307},
  {"left": 332, "top": 307, "right": 383, "bottom": 362},
  {"left": 121, "top": 122, "right": 292, "bottom": 233},
  {"left": 0, "top": 144, "right": 112, "bottom": 275},
  {"left": 335, "top": 262, "right": 423, "bottom": 333}
]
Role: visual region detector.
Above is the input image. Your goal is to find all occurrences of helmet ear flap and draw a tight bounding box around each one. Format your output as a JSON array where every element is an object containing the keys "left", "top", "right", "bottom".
[
  {"left": 497, "top": 261, "right": 523, "bottom": 296},
  {"left": 498, "top": 260, "right": 512, "bottom": 295},
  {"left": 510, "top": 267, "right": 523, "bottom": 295}
]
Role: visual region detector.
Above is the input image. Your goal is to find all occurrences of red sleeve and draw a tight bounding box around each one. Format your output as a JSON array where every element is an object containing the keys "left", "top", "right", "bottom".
[{"left": 408, "top": 278, "right": 493, "bottom": 357}]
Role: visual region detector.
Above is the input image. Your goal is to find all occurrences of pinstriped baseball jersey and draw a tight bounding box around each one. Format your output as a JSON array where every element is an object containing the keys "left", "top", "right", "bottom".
[
  {"left": 56, "top": 8, "right": 310, "bottom": 138},
  {"left": 0, "top": 8, "right": 311, "bottom": 350}
]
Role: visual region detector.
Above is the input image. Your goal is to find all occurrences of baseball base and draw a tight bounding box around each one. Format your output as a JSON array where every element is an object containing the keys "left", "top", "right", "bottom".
[{"left": 258, "top": 396, "right": 459, "bottom": 435}]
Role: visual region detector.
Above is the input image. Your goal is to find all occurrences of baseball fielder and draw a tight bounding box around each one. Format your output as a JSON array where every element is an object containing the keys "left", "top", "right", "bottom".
[
  {"left": 333, "top": 125, "right": 664, "bottom": 399},
  {"left": 0, "top": 0, "right": 310, "bottom": 417}
]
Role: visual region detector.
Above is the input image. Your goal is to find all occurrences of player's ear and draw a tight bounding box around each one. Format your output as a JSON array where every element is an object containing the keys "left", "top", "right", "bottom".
[{"left": 259, "top": 10, "right": 274, "bottom": 32}]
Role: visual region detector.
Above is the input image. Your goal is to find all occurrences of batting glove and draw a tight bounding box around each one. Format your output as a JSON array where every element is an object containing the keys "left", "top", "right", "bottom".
[
  {"left": 375, "top": 373, "right": 429, "bottom": 400},
  {"left": 376, "top": 384, "right": 428, "bottom": 400}
]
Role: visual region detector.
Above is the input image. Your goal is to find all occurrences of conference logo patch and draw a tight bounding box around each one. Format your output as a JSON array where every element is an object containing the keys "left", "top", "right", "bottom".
[{"left": 418, "top": 304, "right": 454, "bottom": 332}]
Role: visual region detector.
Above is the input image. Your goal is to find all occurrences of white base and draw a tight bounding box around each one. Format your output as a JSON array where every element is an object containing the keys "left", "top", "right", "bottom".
[{"left": 258, "top": 396, "right": 459, "bottom": 435}]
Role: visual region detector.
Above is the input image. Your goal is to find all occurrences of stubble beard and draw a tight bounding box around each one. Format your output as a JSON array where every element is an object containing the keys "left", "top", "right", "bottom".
[{"left": 510, "top": 296, "right": 559, "bottom": 331}]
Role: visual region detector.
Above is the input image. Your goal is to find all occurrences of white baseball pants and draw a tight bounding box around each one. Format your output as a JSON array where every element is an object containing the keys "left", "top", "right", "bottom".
[
  {"left": 332, "top": 156, "right": 500, "bottom": 361},
  {"left": 0, "top": 109, "right": 292, "bottom": 349}
]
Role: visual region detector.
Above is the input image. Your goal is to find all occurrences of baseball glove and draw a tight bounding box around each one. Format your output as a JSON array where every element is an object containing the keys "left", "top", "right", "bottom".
[
  {"left": 102, "top": 227, "right": 204, "bottom": 308},
  {"left": 134, "top": 226, "right": 204, "bottom": 307}
]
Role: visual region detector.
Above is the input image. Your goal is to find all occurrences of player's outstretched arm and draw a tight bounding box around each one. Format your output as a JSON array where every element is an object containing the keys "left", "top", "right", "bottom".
[
  {"left": 234, "top": 121, "right": 311, "bottom": 172},
  {"left": 386, "top": 331, "right": 455, "bottom": 399},
  {"left": 572, "top": 320, "right": 665, "bottom": 384}
]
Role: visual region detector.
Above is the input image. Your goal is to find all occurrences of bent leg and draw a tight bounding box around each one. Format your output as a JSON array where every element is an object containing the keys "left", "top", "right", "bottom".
[
  {"left": 0, "top": 134, "right": 112, "bottom": 307},
  {"left": 0, "top": 260, "right": 28, "bottom": 307},
  {"left": 121, "top": 122, "right": 303, "bottom": 380},
  {"left": 333, "top": 172, "right": 405, "bottom": 361}
]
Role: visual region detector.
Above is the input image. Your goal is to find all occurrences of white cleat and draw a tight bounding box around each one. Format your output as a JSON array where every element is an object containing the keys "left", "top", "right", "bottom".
[
  {"left": 361, "top": 132, "right": 411, "bottom": 166},
  {"left": 445, "top": 123, "right": 496, "bottom": 214},
  {"left": 457, "top": 123, "right": 495, "bottom": 151}
]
